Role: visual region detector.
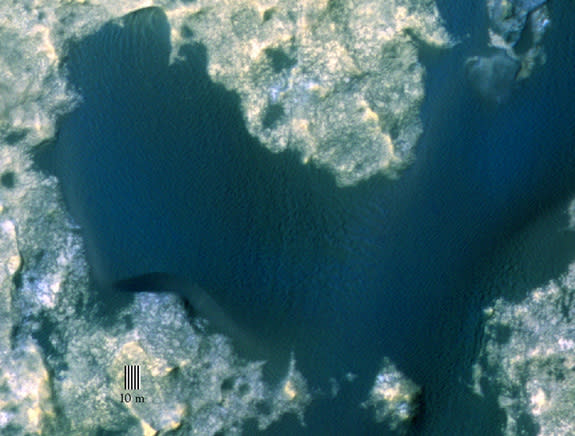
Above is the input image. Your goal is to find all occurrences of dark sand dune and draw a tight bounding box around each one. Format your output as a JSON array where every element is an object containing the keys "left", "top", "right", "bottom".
[{"left": 37, "top": 4, "right": 575, "bottom": 434}]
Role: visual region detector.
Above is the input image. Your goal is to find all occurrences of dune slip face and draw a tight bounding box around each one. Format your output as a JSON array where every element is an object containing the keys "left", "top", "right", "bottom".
[{"left": 36, "top": 3, "right": 575, "bottom": 435}]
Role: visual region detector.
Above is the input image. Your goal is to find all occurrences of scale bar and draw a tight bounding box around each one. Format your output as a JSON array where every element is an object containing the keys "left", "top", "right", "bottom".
[{"left": 124, "top": 365, "right": 140, "bottom": 390}]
